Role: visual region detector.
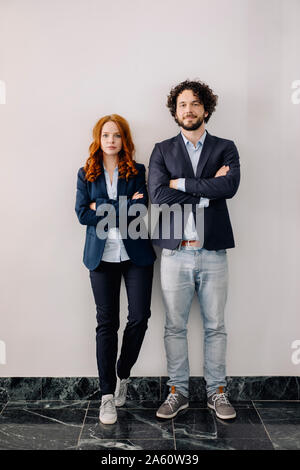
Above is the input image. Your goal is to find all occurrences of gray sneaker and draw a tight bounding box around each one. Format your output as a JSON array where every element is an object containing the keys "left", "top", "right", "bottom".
[
  {"left": 207, "top": 386, "right": 236, "bottom": 419},
  {"left": 156, "top": 386, "right": 189, "bottom": 419},
  {"left": 115, "top": 378, "right": 131, "bottom": 407}
]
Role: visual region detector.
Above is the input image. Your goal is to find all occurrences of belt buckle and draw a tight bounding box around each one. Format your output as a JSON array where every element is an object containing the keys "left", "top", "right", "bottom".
[{"left": 180, "top": 240, "right": 191, "bottom": 248}]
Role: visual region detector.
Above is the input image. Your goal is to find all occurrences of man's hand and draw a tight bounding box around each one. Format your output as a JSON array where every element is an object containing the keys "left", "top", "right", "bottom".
[
  {"left": 169, "top": 166, "right": 229, "bottom": 188},
  {"left": 214, "top": 165, "right": 229, "bottom": 177},
  {"left": 169, "top": 179, "right": 179, "bottom": 189},
  {"left": 89, "top": 201, "right": 96, "bottom": 211}
]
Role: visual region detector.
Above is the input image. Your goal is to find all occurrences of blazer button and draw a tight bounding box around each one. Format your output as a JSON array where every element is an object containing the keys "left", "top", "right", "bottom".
[{"left": 193, "top": 193, "right": 196, "bottom": 196}]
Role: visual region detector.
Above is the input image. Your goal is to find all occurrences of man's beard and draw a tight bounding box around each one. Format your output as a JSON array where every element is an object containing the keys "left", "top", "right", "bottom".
[{"left": 175, "top": 115, "right": 205, "bottom": 131}]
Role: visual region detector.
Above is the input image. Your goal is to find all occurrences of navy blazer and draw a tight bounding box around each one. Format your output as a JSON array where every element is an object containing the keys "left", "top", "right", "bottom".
[
  {"left": 148, "top": 131, "right": 240, "bottom": 250},
  {"left": 75, "top": 162, "right": 156, "bottom": 270}
]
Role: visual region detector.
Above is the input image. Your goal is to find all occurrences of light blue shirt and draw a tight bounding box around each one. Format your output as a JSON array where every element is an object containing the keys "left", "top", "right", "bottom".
[
  {"left": 177, "top": 130, "right": 210, "bottom": 240},
  {"left": 101, "top": 165, "right": 130, "bottom": 262}
]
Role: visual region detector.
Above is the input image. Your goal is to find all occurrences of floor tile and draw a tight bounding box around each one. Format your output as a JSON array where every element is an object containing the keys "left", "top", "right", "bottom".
[
  {"left": 175, "top": 437, "right": 274, "bottom": 450},
  {"left": 4, "top": 400, "right": 90, "bottom": 410},
  {"left": 0, "top": 403, "right": 7, "bottom": 414},
  {"left": 173, "top": 407, "right": 271, "bottom": 441},
  {"left": 89, "top": 400, "right": 158, "bottom": 409},
  {"left": 188, "top": 400, "right": 254, "bottom": 409},
  {"left": 78, "top": 438, "right": 175, "bottom": 451},
  {"left": 254, "top": 400, "right": 300, "bottom": 409},
  {"left": 1, "top": 399, "right": 299, "bottom": 450},
  {"left": 79, "top": 407, "right": 173, "bottom": 445},
  {"left": 270, "top": 439, "right": 300, "bottom": 450},
  {"left": 0, "top": 403, "right": 87, "bottom": 450},
  {"left": 253, "top": 401, "right": 300, "bottom": 450}
]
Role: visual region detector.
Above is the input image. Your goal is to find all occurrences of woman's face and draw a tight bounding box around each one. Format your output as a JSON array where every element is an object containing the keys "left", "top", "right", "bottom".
[{"left": 100, "top": 121, "right": 122, "bottom": 158}]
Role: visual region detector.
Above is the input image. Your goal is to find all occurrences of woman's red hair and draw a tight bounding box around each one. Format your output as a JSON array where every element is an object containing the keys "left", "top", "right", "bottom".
[{"left": 83, "top": 114, "right": 138, "bottom": 182}]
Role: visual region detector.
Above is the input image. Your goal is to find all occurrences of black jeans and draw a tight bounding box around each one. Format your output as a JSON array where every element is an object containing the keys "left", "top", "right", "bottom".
[{"left": 89, "top": 260, "right": 154, "bottom": 395}]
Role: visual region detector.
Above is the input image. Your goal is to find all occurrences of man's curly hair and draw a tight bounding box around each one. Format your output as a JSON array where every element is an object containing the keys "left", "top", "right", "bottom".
[{"left": 167, "top": 79, "right": 218, "bottom": 123}]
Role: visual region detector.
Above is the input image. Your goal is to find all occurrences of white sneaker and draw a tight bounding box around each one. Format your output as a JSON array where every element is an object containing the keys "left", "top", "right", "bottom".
[
  {"left": 115, "top": 378, "right": 131, "bottom": 407},
  {"left": 99, "top": 394, "right": 117, "bottom": 424}
]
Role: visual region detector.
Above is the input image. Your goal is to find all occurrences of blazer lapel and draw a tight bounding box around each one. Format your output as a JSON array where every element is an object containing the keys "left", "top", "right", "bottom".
[
  {"left": 195, "top": 131, "right": 214, "bottom": 177},
  {"left": 176, "top": 133, "right": 195, "bottom": 177},
  {"left": 98, "top": 162, "right": 109, "bottom": 198},
  {"left": 117, "top": 174, "right": 127, "bottom": 197}
]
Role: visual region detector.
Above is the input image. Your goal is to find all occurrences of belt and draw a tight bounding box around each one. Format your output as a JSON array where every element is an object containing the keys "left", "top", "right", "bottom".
[{"left": 180, "top": 240, "right": 202, "bottom": 247}]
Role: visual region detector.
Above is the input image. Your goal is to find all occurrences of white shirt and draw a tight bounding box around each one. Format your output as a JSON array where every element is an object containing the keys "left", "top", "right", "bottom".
[
  {"left": 177, "top": 131, "right": 209, "bottom": 240},
  {"left": 101, "top": 165, "right": 130, "bottom": 262}
]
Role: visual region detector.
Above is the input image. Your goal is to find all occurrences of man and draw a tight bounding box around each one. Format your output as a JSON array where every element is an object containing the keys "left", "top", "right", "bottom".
[{"left": 148, "top": 79, "right": 240, "bottom": 420}]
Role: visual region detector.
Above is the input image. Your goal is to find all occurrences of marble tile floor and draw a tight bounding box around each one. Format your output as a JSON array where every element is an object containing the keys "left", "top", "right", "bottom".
[{"left": 0, "top": 399, "right": 299, "bottom": 451}]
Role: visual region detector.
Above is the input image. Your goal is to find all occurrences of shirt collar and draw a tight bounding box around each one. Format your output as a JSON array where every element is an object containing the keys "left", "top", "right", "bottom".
[
  {"left": 181, "top": 129, "right": 207, "bottom": 149},
  {"left": 103, "top": 164, "right": 118, "bottom": 173}
]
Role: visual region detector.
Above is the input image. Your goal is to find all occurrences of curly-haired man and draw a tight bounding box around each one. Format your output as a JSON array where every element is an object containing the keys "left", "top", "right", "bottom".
[{"left": 148, "top": 79, "right": 240, "bottom": 420}]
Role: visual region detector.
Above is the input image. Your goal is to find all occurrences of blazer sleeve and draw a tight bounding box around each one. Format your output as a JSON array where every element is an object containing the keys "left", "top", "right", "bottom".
[
  {"left": 184, "top": 141, "right": 241, "bottom": 200},
  {"left": 148, "top": 143, "right": 202, "bottom": 206},
  {"left": 75, "top": 168, "right": 111, "bottom": 226}
]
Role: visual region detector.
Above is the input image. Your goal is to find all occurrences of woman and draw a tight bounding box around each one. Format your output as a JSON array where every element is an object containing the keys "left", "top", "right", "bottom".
[{"left": 75, "top": 114, "right": 156, "bottom": 425}]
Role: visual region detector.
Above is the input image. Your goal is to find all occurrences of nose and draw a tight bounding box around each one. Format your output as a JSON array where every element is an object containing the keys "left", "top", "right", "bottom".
[{"left": 185, "top": 104, "right": 193, "bottom": 114}]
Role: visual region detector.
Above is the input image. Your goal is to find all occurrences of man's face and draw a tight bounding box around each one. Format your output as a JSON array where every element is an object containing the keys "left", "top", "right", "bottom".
[{"left": 175, "top": 89, "right": 208, "bottom": 130}]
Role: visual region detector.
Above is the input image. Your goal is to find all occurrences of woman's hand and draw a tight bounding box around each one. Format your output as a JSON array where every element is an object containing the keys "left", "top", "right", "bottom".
[
  {"left": 89, "top": 193, "right": 143, "bottom": 210},
  {"left": 132, "top": 192, "right": 144, "bottom": 200}
]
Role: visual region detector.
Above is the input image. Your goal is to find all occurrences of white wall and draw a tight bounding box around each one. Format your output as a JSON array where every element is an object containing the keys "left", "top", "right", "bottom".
[{"left": 0, "top": 0, "right": 299, "bottom": 377}]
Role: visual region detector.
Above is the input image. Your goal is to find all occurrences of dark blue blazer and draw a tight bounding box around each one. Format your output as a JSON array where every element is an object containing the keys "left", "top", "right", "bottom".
[
  {"left": 148, "top": 131, "right": 240, "bottom": 250},
  {"left": 75, "top": 162, "right": 156, "bottom": 270}
]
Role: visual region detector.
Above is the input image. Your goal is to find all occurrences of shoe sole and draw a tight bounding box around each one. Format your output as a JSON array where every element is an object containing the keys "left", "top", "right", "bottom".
[
  {"left": 207, "top": 402, "right": 236, "bottom": 419},
  {"left": 99, "top": 416, "right": 117, "bottom": 424},
  {"left": 156, "top": 402, "right": 189, "bottom": 419},
  {"left": 115, "top": 400, "right": 125, "bottom": 407}
]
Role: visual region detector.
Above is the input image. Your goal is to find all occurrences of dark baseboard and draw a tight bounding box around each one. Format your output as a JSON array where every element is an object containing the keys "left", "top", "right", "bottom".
[{"left": 0, "top": 376, "right": 299, "bottom": 402}]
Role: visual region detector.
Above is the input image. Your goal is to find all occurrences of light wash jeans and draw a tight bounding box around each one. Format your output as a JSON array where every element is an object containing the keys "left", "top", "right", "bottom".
[{"left": 160, "top": 244, "right": 228, "bottom": 398}]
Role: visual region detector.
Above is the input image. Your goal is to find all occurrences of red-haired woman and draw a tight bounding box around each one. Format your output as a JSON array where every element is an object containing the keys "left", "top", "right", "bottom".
[{"left": 75, "top": 114, "right": 156, "bottom": 424}]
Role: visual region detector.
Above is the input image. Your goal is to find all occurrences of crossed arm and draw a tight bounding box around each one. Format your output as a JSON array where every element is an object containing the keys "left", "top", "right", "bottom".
[
  {"left": 148, "top": 141, "right": 240, "bottom": 204},
  {"left": 75, "top": 166, "right": 148, "bottom": 226},
  {"left": 148, "top": 144, "right": 204, "bottom": 206},
  {"left": 93, "top": 166, "right": 148, "bottom": 218},
  {"left": 75, "top": 168, "right": 107, "bottom": 226},
  {"left": 76, "top": 140, "right": 240, "bottom": 227}
]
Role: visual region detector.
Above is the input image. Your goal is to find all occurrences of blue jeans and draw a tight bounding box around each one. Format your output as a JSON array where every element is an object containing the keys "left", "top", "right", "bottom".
[{"left": 160, "top": 244, "right": 228, "bottom": 398}]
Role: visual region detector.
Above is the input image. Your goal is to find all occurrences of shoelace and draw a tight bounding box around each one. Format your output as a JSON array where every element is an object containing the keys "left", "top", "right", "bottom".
[
  {"left": 101, "top": 397, "right": 115, "bottom": 413},
  {"left": 212, "top": 392, "right": 230, "bottom": 405},
  {"left": 166, "top": 392, "right": 179, "bottom": 410}
]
